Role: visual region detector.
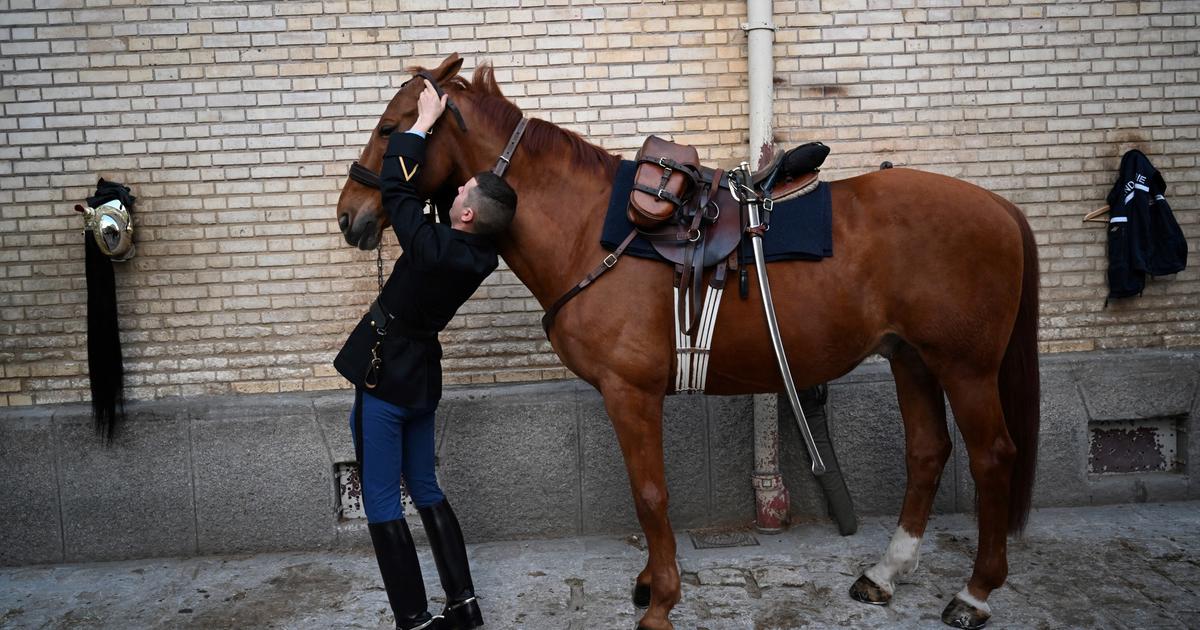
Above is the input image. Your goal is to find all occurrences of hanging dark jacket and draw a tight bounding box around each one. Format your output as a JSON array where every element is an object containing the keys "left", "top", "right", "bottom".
[
  {"left": 334, "top": 132, "right": 498, "bottom": 408},
  {"left": 1105, "top": 149, "right": 1187, "bottom": 300}
]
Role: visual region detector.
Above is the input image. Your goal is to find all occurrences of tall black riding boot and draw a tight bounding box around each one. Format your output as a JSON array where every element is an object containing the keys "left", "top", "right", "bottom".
[
  {"left": 418, "top": 500, "right": 484, "bottom": 629},
  {"left": 368, "top": 519, "right": 440, "bottom": 630}
]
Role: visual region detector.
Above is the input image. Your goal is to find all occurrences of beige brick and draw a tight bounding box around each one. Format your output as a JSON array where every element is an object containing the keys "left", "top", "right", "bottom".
[{"left": 0, "top": 0, "right": 1197, "bottom": 407}]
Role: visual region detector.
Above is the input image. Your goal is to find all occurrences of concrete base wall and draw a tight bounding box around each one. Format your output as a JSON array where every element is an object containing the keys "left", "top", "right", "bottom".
[{"left": 2, "top": 349, "right": 1197, "bottom": 567}]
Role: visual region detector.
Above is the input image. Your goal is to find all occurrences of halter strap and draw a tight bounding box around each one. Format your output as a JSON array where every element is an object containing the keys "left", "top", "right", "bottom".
[
  {"left": 492, "top": 118, "right": 529, "bottom": 178},
  {"left": 348, "top": 81, "right": 527, "bottom": 196},
  {"left": 348, "top": 161, "right": 381, "bottom": 189},
  {"left": 415, "top": 70, "right": 468, "bottom": 133}
]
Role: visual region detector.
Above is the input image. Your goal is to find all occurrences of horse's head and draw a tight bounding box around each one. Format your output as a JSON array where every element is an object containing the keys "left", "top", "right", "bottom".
[{"left": 336, "top": 53, "right": 472, "bottom": 250}]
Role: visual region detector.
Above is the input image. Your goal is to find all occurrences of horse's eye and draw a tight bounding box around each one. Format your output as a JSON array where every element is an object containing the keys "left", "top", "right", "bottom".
[{"left": 379, "top": 125, "right": 396, "bottom": 138}]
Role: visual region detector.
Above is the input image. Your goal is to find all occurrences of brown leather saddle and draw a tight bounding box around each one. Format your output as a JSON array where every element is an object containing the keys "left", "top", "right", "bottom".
[
  {"left": 627, "top": 136, "right": 828, "bottom": 333},
  {"left": 539, "top": 137, "right": 828, "bottom": 335}
]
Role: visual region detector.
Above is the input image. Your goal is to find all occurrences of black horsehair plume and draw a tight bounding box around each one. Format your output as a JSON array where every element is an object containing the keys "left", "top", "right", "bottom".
[
  {"left": 84, "top": 178, "right": 135, "bottom": 443},
  {"left": 85, "top": 232, "right": 123, "bottom": 442}
]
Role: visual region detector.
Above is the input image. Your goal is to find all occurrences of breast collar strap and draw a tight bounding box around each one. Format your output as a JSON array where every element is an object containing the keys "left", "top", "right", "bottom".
[{"left": 492, "top": 118, "right": 529, "bottom": 178}]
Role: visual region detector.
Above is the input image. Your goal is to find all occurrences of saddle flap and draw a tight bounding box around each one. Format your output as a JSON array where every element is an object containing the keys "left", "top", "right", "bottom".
[
  {"left": 628, "top": 136, "right": 700, "bottom": 229},
  {"left": 648, "top": 183, "right": 743, "bottom": 269}
]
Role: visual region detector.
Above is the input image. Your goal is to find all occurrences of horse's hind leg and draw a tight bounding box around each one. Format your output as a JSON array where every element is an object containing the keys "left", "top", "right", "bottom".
[
  {"left": 602, "top": 381, "right": 680, "bottom": 630},
  {"left": 851, "top": 344, "right": 951, "bottom": 605},
  {"left": 939, "top": 372, "right": 1016, "bottom": 629}
]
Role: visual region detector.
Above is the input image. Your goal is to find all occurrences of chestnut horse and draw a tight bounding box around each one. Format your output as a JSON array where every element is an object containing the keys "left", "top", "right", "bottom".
[{"left": 336, "top": 54, "right": 1040, "bottom": 630}]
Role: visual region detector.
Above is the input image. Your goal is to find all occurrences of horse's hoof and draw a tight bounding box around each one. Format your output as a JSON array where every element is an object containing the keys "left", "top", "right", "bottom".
[
  {"left": 849, "top": 574, "right": 891, "bottom": 606},
  {"left": 632, "top": 583, "right": 651, "bottom": 609},
  {"left": 941, "top": 595, "right": 990, "bottom": 629}
]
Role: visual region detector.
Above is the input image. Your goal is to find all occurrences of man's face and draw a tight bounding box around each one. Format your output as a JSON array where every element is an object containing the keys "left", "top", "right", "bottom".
[{"left": 448, "top": 177, "right": 479, "bottom": 227}]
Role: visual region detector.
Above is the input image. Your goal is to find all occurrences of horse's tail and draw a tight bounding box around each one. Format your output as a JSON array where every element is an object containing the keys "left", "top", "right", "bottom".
[{"left": 998, "top": 203, "right": 1041, "bottom": 534}]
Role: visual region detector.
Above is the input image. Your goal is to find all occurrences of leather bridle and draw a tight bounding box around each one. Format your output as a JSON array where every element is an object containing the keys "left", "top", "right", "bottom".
[
  {"left": 348, "top": 71, "right": 464, "bottom": 191},
  {"left": 346, "top": 71, "right": 527, "bottom": 192}
]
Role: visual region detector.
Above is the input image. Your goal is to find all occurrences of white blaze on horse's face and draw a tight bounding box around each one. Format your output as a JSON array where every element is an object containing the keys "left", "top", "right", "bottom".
[{"left": 864, "top": 527, "right": 923, "bottom": 597}]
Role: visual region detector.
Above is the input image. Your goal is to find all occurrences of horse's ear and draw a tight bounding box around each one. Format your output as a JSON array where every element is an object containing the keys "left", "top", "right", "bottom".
[{"left": 433, "top": 53, "right": 464, "bottom": 82}]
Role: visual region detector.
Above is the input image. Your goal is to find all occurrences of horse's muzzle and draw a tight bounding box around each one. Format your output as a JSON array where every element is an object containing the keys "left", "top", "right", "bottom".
[{"left": 341, "top": 211, "right": 381, "bottom": 251}]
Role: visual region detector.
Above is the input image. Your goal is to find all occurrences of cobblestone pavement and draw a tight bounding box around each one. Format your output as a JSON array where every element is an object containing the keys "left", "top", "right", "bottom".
[{"left": 2, "top": 502, "right": 1198, "bottom": 629}]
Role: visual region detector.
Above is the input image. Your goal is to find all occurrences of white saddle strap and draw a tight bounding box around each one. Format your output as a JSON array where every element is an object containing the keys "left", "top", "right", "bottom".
[{"left": 675, "top": 283, "right": 724, "bottom": 393}]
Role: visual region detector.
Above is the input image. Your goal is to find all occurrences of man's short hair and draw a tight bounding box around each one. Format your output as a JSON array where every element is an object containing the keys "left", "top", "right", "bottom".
[{"left": 466, "top": 171, "right": 517, "bottom": 237}]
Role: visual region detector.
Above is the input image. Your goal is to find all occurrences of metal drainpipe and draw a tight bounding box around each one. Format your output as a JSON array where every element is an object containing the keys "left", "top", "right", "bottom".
[{"left": 744, "top": 0, "right": 787, "bottom": 533}]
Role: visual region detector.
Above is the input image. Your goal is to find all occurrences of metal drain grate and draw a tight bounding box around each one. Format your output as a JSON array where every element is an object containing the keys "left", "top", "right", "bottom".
[
  {"left": 1088, "top": 416, "right": 1183, "bottom": 474},
  {"left": 335, "top": 462, "right": 366, "bottom": 521},
  {"left": 334, "top": 461, "right": 416, "bottom": 521},
  {"left": 689, "top": 528, "right": 760, "bottom": 549}
]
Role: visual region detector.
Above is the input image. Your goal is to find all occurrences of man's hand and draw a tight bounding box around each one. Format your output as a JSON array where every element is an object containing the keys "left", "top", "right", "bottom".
[{"left": 411, "top": 79, "right": 448, "bottom": 135}]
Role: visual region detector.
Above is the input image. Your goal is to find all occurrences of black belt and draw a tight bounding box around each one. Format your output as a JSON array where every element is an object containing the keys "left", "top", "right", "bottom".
[{"left": 368, "top": 299, "right": 438, "bottom": 340}]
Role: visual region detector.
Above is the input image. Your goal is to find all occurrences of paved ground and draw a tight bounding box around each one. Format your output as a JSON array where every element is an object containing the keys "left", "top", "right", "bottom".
[{"left": 2, "top": 502, "right": 1198, "bottom": 629}]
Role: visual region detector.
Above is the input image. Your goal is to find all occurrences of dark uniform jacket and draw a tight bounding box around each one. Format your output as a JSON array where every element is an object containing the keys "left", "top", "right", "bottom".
[
  {"left": 335, "top": 132, "right": 499, "bottom": 408},
  {"left": 1105, "top": 149, "right": 1187, "bottom": 300}
]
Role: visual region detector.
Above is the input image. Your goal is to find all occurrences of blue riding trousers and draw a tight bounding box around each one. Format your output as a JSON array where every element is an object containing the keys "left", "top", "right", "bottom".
[{"left": 350, "top": 389, "right": 445, "bottom": 523}]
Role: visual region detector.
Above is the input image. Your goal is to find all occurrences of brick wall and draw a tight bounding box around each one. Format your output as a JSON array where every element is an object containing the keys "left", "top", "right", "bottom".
[{"left": 1, "top": 0, "right": 1196, "bottom": 406}]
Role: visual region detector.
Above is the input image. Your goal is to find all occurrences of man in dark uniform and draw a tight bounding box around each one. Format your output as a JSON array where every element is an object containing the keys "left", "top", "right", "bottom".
[{"left": 335, "top": 81, "right": 516, "bottom": 630}]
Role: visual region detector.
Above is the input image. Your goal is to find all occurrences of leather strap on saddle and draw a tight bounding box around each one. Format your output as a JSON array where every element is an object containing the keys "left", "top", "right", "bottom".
[
  {"left": 542, "top": 228, "right": 639, "bottom": 333},
  {"left": 676, "top": 186, "right": 709, "bottom": 336},
  {"left": 628, "top": 136, "right": 700, "bottom": 228}
]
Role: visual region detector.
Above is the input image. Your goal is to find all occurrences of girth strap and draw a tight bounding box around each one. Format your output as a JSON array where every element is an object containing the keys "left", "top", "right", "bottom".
[
  {"left": 542, "top": 228, "right": 639, "bottom": 333},
  {"left": 676, "top": 202, "right": 707, "bottom": 336}
]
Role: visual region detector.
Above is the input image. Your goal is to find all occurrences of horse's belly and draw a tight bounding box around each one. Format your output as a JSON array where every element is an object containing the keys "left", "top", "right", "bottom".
[
  {"left": 698, "top": 170, "right": 1026, "bottom": 395},
  {"left": 699, "top": 259, "right": 884, "bottom": 396}
]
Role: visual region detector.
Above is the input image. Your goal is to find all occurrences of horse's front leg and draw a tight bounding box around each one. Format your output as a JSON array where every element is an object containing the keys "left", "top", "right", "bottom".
[{"left": 601, "top": 380, "right": 679, "bottom": 630}]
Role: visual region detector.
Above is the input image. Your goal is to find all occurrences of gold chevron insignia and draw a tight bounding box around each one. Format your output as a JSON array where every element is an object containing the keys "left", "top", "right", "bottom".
[{"left": 398, "top": 156, "right": 419, "bottom": 181}]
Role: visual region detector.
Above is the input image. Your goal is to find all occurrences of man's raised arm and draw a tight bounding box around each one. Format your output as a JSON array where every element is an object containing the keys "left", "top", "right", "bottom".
[{"left": 378, "top": 80, "right": 448, "bottom": 258}]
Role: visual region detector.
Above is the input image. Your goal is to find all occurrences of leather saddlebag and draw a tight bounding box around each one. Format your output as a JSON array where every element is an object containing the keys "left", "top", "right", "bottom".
[{"left": 628, "top": 136, "right": 700, "bottom": 229}]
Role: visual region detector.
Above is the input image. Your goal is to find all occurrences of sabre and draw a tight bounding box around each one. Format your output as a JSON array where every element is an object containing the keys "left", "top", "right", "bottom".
[{"left": 731, "top": 163, "right": 827, "bottom": 476}]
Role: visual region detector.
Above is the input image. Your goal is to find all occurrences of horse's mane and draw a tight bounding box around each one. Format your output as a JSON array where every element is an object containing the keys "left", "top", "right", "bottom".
[{"left": 420, "top": 63, "right": 621, "bottom": 178}]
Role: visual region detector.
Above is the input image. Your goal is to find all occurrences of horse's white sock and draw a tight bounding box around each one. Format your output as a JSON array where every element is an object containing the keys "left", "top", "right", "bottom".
[
  {"left": 955, "top": 587, "right": 992, "bottom": 614},
  {"left": 864, "top": 527, "right": 922, "bottom": 595}
]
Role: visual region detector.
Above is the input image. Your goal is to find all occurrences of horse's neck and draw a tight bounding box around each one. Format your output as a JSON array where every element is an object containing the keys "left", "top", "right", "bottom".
[{"left": 492, "top": 151, "right": 614, "bottom": 309}]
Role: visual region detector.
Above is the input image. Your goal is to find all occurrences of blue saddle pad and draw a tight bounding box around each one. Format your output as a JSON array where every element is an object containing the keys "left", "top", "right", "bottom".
[{"left": 600, "top": 160, "right": 833, "bottom": 263}]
